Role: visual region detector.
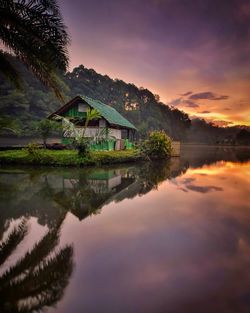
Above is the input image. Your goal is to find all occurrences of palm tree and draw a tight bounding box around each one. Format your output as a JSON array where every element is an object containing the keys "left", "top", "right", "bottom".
[
  {"left": 0, "top": 0, "right": 69, "bottom": 100},
  {"left": 54, "top": 108, "right": 102, "bottom": 155},
  {"left": 0, "top": 217, "right": 73, "bottom": 313}
]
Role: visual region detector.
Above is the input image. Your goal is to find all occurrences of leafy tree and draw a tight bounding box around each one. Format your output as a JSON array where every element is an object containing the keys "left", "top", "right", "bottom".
[
  {"left": 0, "top": 0, "right": 69, "bottom": 99},
  {"left": 36, "top": 118, "right": 61, "bottom": 147},
  {"left": 236, "top": 129, "right": 250, "bottom": 145}
]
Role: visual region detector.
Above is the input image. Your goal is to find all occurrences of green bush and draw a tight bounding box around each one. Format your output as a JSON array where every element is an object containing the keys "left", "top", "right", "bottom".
[
  {"left": 24, "top": 143, "right": 54, "bottom": 163},
  {"left": 74, "top": 138, "right": 91, "bottom": 156},
  {"left": 141, "top": 130, "right": 172, "bottom": 159},
  {"left": 25, "top": 143, "right": 41, "bottom": 156}
]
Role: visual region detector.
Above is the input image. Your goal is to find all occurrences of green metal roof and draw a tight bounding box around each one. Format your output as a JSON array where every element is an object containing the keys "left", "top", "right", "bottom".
[{"left": 80, "top": 95, "right": 136, "bottom": 130}]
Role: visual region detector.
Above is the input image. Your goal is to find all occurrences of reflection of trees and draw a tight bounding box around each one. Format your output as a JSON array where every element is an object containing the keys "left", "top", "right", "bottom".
[
  {"left": 112, "top": 159, "right": 188, "bottom": 202},
  {"left": 181, "top": 145, "right": 250, "bottom": 168},
  {"left": 125, "top": 159, "right": 188, "bottom": 197},
  {"left": 0, "top": 217, "right": 73, "bottom": 313},
  {"left": 137, "top": 160, "right": 173, "bottom": 194},
  {"left": 0, "top": 160, "right": 188, "bottom": 230}
]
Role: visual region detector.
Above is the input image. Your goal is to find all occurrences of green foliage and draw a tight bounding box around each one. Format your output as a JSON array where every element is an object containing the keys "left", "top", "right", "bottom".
[
  {"left": 24, "top": 142, "right": 48, "bottom": 162},
  {"left": 25, "top": 142, "right": 40, "bottom": 155},
  {"left": 75, "top": 137, "right": 91, "bottom": 156},
  {"left": 0, "top": 116, "right": 20, "bottom": 135},
  {"left": 141, "top": 130, "right": 172, "bottom": 159},
  {"left": 84, "top": 107, "right": 102, "bottom": 131},
  {"left": 0, "top": 55, "right": 191, "bottom": 140},
  {"left": 36, "top": 119, "right": 61, "bottom": 146},
  {"left": 1, "top": 55, "right": 247, "bottom": 143},
  {"left": 0, "top": 0, "right": 69, "bottom": 99},
  {"left": 54, "top": 108, "right": 101, "bottom": 156},
  {"left": 0, "top": 149, "right": 141, "bottom": 166}
]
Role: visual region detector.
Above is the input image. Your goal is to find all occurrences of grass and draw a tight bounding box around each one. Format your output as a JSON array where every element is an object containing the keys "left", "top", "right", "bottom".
[{"left": 0, "top": 149, "right": 142, "bottom": 167}]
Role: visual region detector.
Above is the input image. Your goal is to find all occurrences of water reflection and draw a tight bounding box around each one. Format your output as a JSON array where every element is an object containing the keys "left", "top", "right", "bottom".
[
  {"left": 180, "top": 144, "right": 250, "bottom": 167},
  {"left": 0, "top": 147, "right": 250, "bottom": 313},
  {"left": 0, "top": 217, "right": 73, "bottom": 313},
  {"left": 0, "top": 159, "right": 187, "bottom": 232}
]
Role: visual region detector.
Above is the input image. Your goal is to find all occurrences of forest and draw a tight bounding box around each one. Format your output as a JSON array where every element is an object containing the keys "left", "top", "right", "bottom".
[{"left": 0, "top": 53, "right": 249, "bottom": 144}]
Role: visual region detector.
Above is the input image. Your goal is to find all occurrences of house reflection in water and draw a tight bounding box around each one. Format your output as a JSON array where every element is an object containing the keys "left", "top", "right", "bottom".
[
  {"left": 87, "top": 171, "right": 124, "bottom": 193},
  {"left": 0, "top": 159, "right": 188, "bottom": 233},
  {"left": 48, "top": 168, "right": 137, "bottom": 220}
]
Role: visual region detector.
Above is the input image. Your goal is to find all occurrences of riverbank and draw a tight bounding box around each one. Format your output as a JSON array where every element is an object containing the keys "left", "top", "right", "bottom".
[{"left": 0, "top": 149, "right": 142, "bottom": 166}]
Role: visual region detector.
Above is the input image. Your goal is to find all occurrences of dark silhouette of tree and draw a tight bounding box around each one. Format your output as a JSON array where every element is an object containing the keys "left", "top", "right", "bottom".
[
  {"left": 0, "top": 0, "right": 69, "bottom": 99},
  {"left": 236, "top": 129, "right": 250, "bottom": 145},
  {"left": 0, "top": 216, "right": 73, "bottom": 313}
]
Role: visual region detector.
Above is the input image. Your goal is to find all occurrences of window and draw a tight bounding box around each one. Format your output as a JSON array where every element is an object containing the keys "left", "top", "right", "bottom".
[
  {"left": 78, "top": 103, "right": 88, "bottom": 112},
  {"left": 99, "top": 119, "right": 106, "bottom": 127}
]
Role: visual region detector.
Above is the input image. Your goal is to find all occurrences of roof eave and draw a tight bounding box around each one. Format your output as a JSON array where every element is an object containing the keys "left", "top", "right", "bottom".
[
  {"left": 47, "top": 95, "right": 84, "bottom": 119},
  {"left": 108, "top": 123, "right": 137, "bottom": 130}
]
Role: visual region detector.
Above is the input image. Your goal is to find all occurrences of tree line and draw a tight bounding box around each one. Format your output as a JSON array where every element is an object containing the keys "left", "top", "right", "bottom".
[{"left": 0, "top": 53, "right": 249, "bottom": 144}]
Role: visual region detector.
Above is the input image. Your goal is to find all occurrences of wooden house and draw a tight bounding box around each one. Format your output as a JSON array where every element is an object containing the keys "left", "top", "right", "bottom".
[{"left": 48, "top": 95, "right": 136, "bottom": 150}]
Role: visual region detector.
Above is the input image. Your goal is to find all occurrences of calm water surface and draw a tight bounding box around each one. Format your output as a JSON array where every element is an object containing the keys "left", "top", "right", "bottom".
[{"left": 0, "top": 145, "right": 250, "bottom": 313}]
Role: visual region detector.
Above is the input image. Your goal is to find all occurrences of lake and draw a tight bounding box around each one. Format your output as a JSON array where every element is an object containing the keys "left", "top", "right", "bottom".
[{"left": 0, "top": 145, "right": 250, "bottom": 313}]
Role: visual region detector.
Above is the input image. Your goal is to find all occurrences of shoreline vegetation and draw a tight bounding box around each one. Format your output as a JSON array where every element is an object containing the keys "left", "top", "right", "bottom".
[
  {"left": 0, "top": 142, "right": 249, "bottom": 168},
  {"left": 0, "top": 131, "right": 176, "bottom": 167},
  {"left": 0, "top": 139, "right": 177, "bottom": 167},
  {"left": 0, "top": 131, "right": 177, "bottom": 167},
  {"left": 0, "top": 149, "right": 143, "bottom": 167}
]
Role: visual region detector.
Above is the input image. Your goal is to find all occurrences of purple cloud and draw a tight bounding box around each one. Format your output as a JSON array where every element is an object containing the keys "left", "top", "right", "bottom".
[
  {"left": 200, "top": 110, "right": 211, "bottom": 114},
  {"left": 168, "top": 98, "right": 182, "bottom": 106},
  {"left": 183, "top": 100, "right": 199, "bottom": 108},
  {"left": 189, "top": 92, "right": 229, "bottom": 101},
  {"left": 186, "top": 184, "right": 223, "bottom": 193},
  {"left": 168, "top": 98, "right": 199, "bottom": 108},
  {"left": 180, "top": 91, "right": 193, "bottom": 96}
]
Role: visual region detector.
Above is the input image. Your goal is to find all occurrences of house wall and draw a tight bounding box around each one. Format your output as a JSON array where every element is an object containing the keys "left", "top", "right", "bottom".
[
  {"left": 84, "top": 127, "right": 101, "bottom": 137},
  {"left": 109, "top": 128, "right": 122, "bottom": 139},
  {"left": 64, "top": 102, "right": 90, "bottom": 118},
  {"left": 68, "top": 127, "right": 122, "bottom": 139},
  {"left": 85, "top": 127, "right": 121, "bottom": 139}
]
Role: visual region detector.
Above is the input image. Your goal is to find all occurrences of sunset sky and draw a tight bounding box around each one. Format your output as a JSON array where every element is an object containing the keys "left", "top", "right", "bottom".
[{"left": 59, "top": 0, "right": 250, "bottom": 126}]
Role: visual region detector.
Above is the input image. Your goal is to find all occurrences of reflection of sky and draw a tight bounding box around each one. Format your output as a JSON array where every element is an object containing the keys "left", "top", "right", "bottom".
[
  {"left": 41, "top": 161, "right": 250, "bottom": 313},
  {"left": 57, "top": 0, "right": 250, "bottom": 126}
]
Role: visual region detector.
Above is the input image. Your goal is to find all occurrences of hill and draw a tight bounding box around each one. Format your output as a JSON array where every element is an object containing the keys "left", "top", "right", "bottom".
[{"left": 0, "top": 53, "right": 249, "bottom": 144}]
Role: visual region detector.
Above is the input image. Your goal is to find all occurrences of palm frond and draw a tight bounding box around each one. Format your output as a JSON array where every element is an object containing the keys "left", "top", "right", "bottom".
[
  {"left": 0, "top": 215, "right": 73, "bottom": 313},
  {"left": 0, "top": 218, "right": 28, "bottom": 267},
  {"left": 0, "top": 246, "right": 73, "bottom": 310},
  {"left": 0, "top": 116, "right": 20, "bottom": 135},
  {"left": 0, "top": 51, "right": 22, "bottom": 89},
  {"left": 53, "top": 114, "right": 78, "bottom": 138},
  {"left": 0, "top": 216, "right": 65, "bottom": 284},
  {"left": 85, "top": 108, "right": 101, "bottom": 125},
  {"left": 0, "top": 0, "right": 70, "bottom": 100}
]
